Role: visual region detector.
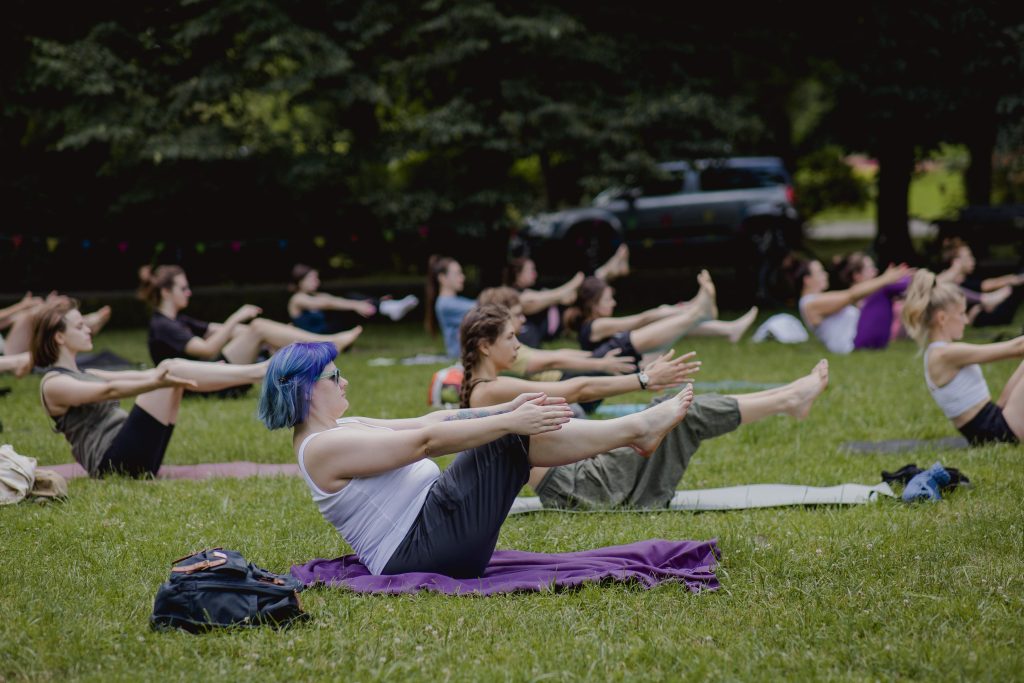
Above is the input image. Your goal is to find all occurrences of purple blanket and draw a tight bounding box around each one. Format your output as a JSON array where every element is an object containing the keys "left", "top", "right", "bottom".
[
  {"left": 290, "top": 539, "right": 721, "bottom": 596},
  {"left": 45, "top": 461, "right": 300, "bottom": 480}
]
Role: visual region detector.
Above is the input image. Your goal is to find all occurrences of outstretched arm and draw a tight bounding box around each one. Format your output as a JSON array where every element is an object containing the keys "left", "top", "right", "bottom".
[
  {"left": 304, "top": 396, "right": 573, "bottom": 482},
  {"left": 184, "top": 305, "right": 261, "bottom": 359},
  {"left": 292, "top": 292, "right": 376, "bottom": 317},
  {"left": 518, "top": 272, "right": 585, "bottom": 315},
  {"left": 41, "top": 368, "right": 197, "bottom": 413},
  {"left": 980, "top": 273, "right": 1024, "bottom": 292},
  {"left": 523, "top": 347, "right": 635, "bottom": 375},
  {"left": 934, "top": 335, "right": 1024, "bottom": 372},
  {"left": 801, "top": 264, "right": 912, "bottom": 326}
]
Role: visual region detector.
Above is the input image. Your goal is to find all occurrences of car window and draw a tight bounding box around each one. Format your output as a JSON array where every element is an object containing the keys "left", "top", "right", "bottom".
[
  {"left": 638, "top": 171, "right": 685, "bottom": 197},
  {"left": 698, "top": 166, "right": 787, "bottom": 191}
]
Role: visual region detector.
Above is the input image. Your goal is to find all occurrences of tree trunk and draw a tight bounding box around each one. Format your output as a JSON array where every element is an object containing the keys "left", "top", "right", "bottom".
[
  {"left": 964, "top": 104, "right": 996, "bottom": 207},
  {"left": 873, "top": 127, "right": 917, "bottom": 265}
]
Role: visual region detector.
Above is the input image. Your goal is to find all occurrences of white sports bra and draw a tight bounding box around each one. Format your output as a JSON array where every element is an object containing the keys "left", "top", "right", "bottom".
[{"left": 923, "top": 342, "right": 990, "bottom": 420}]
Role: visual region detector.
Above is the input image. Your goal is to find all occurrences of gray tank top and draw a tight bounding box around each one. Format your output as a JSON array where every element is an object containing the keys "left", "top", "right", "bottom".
[{"left": 40, "top": 367, "right": 128, "bottom": 476}]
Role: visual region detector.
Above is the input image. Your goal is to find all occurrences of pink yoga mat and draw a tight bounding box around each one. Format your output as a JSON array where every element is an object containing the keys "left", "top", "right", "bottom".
[{"left": 45, "top": 461, "right": 300, "bottom": 480}]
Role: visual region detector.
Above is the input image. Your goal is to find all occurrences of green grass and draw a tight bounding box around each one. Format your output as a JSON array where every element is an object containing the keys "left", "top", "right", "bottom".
[{"left": 2, "top": 313, "right": 1023, "bottom": 681}]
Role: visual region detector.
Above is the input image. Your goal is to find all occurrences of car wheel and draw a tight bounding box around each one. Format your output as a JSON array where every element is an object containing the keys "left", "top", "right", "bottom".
[{"left": 563, "top": 220, "right": 619, "bottom": 275}]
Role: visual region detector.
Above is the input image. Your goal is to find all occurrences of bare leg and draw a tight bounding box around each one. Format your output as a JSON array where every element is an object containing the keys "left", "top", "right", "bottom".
[
  {"left": 687, "top": 306, "right": 759, "bottom": 343},
  {"left": 0, "top": 352, "right": 32, "bottom": 377},
  {"left": 734, "top": 360, "right": 829, "bottom": 424},
  {"left": 595, "top": 244, "right": 630, "bottom": 282},
  {"left": 528, "top": 385, "right": 693, "bottom": 466},
  {"left": 82, "top": 306, "right": 112, "bottom": 335},
  {"left": 999, "top": 360, "right": 1024, "bottom": 439},
  {"left": 162, "top": 358, "right": 267, "bottom": 392},
  {"left": 629, "top": 271, "right": 717, "bottom": 352},
  {"left": 134, "top": 387, "right": 185, "bottom": 426},
  {"left": 2, "top": 312, "right": 38, "bottom": 355},
  {"left": 220, "top": 319, "right": 361, "bottom": 364}
]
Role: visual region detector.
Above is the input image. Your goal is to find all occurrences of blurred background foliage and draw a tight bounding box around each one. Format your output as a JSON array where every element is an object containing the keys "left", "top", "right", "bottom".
[{"left": 1, "top": 0, "right": 1022, "bottom": 290}]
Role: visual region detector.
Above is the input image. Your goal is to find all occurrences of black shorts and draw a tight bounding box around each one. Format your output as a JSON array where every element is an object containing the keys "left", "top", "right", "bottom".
[
  {"left": 381, "top": 434, "right": 531, "bottom": 578},
  {"left": 97, "top": 405, "right": 175, "bottom": 478},
  {"left": 591, "top": 332, "right": 641, "bottom": 365},
  {"left": 958, "top": 402, "right": 1018, "bottom": 446}
]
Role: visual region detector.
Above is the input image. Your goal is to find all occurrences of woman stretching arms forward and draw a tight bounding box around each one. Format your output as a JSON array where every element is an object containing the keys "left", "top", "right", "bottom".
[
  {"left": 34, "top": 299, "right": 267, "bottom": 478},
  {"left": 459, "top": 303, "right": 831, "bottom": 509},
  {"left": 258, "top": 341, "right": 695, "bottom": 577},
  {"left": 902, "top": 270, "right": 1023, "bottom": 445}
]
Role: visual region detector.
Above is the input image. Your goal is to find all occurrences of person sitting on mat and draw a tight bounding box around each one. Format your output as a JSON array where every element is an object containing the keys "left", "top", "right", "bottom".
[
  {"left": 787, "top": 255, "right": 914, "bottom": 354},
  {"left": 139, "top": 265, "right": 361, "bottom": 366},
  {"left": 459, "top": 303, "right": 831, "bottom": 509},
  {"left": 257, "top": 340, "right": 695, "bottom": 578},
  {"left": 562, "top": 271, "right": 756, "bottom": 367},
  {"left": 287, "top": 263, "right": 419, "bottom": 333},
  {"left": 424, "top": 255, "right": 478, "bottom": 359},
  {"left": 902, "top": 270, "right": 1023, "bottom": 446},
  {"left": 935, "top": 237, "right": 1023, "bottom": 328},
  {"left": 830, "top": 251, "right": 913, "bottom": 348},
  {"left": 476, "top": 287, "right": 635, "bottom": 381},
  {"left": 33, "top": 298, "right": 268, "bottom": 478},
  {"left": 502, "top": 245, "right": 629, "bottom": 347}
]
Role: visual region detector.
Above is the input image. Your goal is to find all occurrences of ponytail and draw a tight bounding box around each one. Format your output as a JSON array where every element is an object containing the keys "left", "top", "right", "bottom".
[
  {"left": 901, "top": 269, "right": 965, "bottom": 347},
  {"left": 425, "top": 255, "right": 454, "bottom": 336},
  {"left": 563, "top": 276, "right": 606, "bottom": 334}
]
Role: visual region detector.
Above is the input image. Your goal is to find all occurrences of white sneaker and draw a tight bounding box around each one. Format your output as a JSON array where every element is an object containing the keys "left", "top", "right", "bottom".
[{"left": 379, "top": 295, "right": 419, "bottom": 321}]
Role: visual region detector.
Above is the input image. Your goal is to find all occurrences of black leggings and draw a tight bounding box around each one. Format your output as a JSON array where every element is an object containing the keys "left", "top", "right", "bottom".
[
  {"left": 97, "top": 405, "right": 175, "bottom": 478},
  {"left": 382, "top": 434, "right": 531, "bottom": 578}
]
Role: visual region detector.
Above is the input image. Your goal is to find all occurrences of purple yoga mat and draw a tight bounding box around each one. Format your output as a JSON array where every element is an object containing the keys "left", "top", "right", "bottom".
[
  {"left": 44, "top": 461, "right": 300, "bottom": 480},
  {"left": 290, "top": 538, "right": 721, "bottom": 596}
]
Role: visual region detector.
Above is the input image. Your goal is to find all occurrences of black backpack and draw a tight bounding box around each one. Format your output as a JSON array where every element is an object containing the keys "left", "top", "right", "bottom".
[{"left": 151, "top": 548, "right": 309, "bottom": 632}]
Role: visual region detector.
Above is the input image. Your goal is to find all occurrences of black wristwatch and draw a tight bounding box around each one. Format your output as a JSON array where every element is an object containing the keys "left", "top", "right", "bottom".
[{"left": 637, "top": 369, "right": 650, "bottom": 390}]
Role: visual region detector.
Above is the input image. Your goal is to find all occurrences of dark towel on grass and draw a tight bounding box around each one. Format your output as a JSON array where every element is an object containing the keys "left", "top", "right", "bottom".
[
  {"left": 46, "top": 461, "right": 299, "bottom": 480},
  {"left": 290, "top": 539, "right": 721, "bottom": 596}
]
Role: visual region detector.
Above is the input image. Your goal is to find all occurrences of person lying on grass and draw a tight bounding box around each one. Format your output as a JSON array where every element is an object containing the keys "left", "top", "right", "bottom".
[
  {"left": 562, "top": 271, "right": 757, "bottom": 368},
  {"left": 459, "top": 303, "right": 831, "bottom": 509},
  {"left": 902, "top": 270, "right": 1023, "bottom": 446},
  {"left": 34, "top": 298, "right": 267, "bottom": 478},
  {"left": 257, "top": 340, "right": 695, "bottom": 578}
]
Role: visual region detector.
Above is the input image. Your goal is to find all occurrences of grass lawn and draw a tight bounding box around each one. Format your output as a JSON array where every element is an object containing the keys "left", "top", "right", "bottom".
[{"left": 2, "top": 310, "right": 1023, "bottom": 681}]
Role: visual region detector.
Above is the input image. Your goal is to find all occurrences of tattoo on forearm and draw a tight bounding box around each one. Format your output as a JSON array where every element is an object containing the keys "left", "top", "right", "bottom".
[{"left": 443, "top": 407, "right": 509, "bottom": 421}]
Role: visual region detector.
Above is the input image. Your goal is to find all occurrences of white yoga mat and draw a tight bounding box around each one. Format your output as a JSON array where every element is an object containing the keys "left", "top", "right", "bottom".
[{"left": 508, "top": 482, "right": 895, "bottom": 514}]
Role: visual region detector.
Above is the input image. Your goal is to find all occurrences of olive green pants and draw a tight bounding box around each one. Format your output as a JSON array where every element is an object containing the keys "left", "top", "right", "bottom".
[{"left": 534, "top": 394, "right": 741, "bottom": 510}]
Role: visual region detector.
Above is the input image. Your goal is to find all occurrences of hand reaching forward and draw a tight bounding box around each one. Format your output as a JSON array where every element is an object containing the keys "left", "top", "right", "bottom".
[
  {"left": 507, "top": 392, "right": 570, "bottom": 411},
  {"left": 506, "top": 394, "right": 573, "bottom": 435},
  {"left": 230, "top": 304, "right": 263, "bottom": 324},
  {"left": 597, "top": 348, "right": 636, "bottom": 375},
  {"left": 153, "top": 366, "right": 199, "bottom": 391},
  {"left": 642, "top": 349, "right": 701, "bottom": 390}
]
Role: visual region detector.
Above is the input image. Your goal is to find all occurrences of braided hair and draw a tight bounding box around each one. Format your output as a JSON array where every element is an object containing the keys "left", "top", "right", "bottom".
[{"left": 458, "top": 303, "right": 512, "bottom": 408}]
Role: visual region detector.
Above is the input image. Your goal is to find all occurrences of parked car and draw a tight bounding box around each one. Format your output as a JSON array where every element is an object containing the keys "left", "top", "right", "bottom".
[{"left": 511, "top": 156, "right": 803, "bottom": 304}]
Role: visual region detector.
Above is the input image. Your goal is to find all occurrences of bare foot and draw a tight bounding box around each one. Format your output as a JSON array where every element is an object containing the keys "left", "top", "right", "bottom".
[
  {"left": 728, "top": 306, "right": 759, "bottom": 343},
  {"left": 84, "top": 305, "right": 113, "bottom": 335},
  {"left": 693, "top": 270, "right": 718, "bottom": 321},
  {"left": 334, "top": 326, "right": 363, "bottom": 352},
  {"left": 630, "top": 384, "right": 694, "bottom": 456},
  {"left": 783, "top": 359, "right": 829, "bottom": 420}
]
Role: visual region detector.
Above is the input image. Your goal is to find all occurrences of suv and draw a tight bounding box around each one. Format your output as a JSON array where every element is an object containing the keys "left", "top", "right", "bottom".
[{"left": 513, "top": 157, "right": 802, "bottom": 303}]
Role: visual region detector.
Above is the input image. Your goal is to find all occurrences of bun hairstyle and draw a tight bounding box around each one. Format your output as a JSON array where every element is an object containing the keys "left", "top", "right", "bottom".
[
  {"left": 458, "top": 303, "right": 512, "bottom": 408},
  {"left": 562, "top": 276, "right": 607, "bottom": 333},
  {"left": 782, "top": 256, "right": 813, "bottom": 298},
  {"left": 289, "top": 263, "right": 315, "bottom": 292},
  {"left": 30, "top": 297, "right": 79, "bottom": 368},
  {"left": 137, "top": 264, "right": 185, "bottom": 307},
  {"left": 477, "top": 286, "right": 521, "bottom": 310},
  {"left": 424, "top": 255, "right": 455, "bottom": 336},
  {"left": 901, "top": 269, "right": 965, "bottom": 347}
]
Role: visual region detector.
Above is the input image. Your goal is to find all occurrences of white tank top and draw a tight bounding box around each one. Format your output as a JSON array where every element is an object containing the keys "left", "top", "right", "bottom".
[
  {"left": 799, "top": 294, "right": 859, "bottom": 355},
  {"left": 297, "top": 420, "right": 440, "bottom": 575},
  {"left": 923, "top": 342, "right": 991, "bottom": 419}
]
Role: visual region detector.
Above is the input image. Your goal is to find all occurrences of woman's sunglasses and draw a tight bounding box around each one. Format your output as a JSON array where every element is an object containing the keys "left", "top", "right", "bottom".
[{"left": 318, "top": 367, "right": 341, "bottom": 386}]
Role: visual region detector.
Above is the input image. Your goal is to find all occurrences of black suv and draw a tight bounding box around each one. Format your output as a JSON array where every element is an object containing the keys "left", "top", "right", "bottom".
[{"left": 512, "top": 157, "right": 803, "bottom": 303}]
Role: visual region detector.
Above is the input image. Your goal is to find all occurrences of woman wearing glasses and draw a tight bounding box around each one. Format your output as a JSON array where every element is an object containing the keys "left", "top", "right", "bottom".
[
  {"left": 258, "top": 341, "right": 695, "bottom": 578},
  {"left": 139, "top": 265, "right": 362, "bottom": 366},
  {"left": 33, "top": 298, "right": 268, "bottom": 478}
]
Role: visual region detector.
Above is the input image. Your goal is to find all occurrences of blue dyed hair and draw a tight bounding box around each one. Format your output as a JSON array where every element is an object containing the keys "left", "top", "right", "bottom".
[{"left": 258, "top": 342, "right": 339, "bottom": 430}]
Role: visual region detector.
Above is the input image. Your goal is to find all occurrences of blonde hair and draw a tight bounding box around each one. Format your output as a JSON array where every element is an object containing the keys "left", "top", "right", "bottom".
[{"left": 901, "top": 269, "right": 965, "bottom": 347}]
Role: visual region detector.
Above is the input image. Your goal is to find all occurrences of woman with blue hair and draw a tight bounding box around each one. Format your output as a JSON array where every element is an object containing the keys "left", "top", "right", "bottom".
[{"left": 258, "top": 341, "right": 695, "bottom": 578}]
